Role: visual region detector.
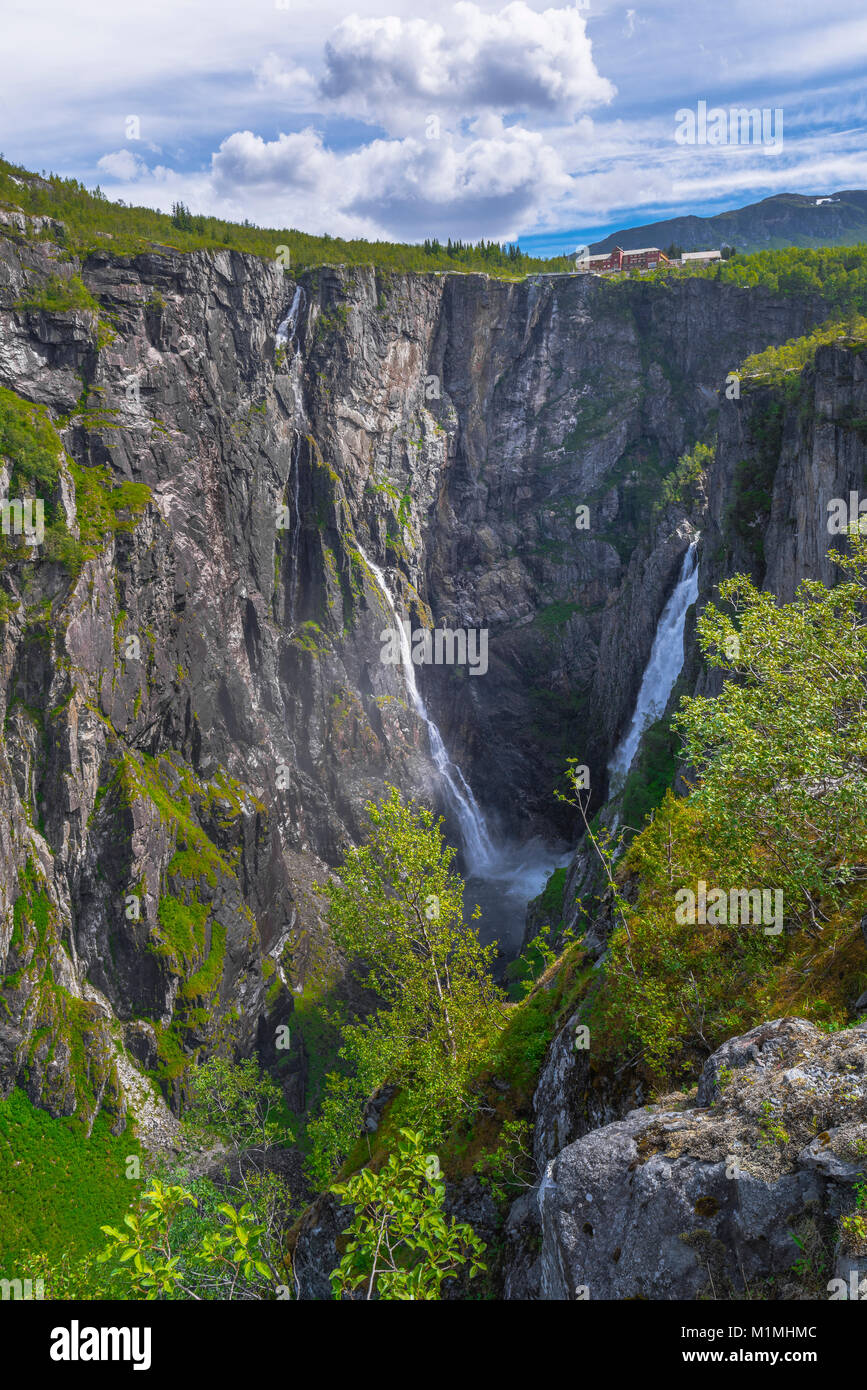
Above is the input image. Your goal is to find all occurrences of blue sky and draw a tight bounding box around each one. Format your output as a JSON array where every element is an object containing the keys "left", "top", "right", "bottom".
[{"left": 1, "top": 0, "right": 865, "bottom": 250}]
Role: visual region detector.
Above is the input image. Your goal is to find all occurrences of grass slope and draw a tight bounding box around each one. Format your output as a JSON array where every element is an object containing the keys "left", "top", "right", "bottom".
[{"left": 0, "top": 1087, "right": 140, "bottom": 1275}]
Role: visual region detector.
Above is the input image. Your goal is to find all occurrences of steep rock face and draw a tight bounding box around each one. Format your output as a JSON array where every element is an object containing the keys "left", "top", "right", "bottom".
[
  {"left": 0, "top": 229, "right": 444, "bottom": 1126},
  {"left": 0, "top": 214, "right": 829, "bottom": 1131},
  {"left": 516, "top": 1018, "right": 867, "bottom": 1300},
  {"left": 408, "top": 274, "right": 821, "bottom": 834},
  {"left": 555, "top": 339, "right": 867, "bottom": 943},
  {"left": 514, "top": 338, "right": 867, "bottom": 1299},
  {"left": 672, "top": 335, "right": 867, "bottom": 747},
  {"left": 701, "top": 339, "right": 867, "bottom": 606},
  {"left": 531, "top": 1009, "right": 647, "bottom": 1169},
  {"left": 287, "top": 262, "right": 824, "bottom": 843}
]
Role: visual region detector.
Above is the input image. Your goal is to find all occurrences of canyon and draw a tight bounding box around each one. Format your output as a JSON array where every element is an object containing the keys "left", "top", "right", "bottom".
[{"left": 1, "top": 208, "right": 866, "bottom": 1298}]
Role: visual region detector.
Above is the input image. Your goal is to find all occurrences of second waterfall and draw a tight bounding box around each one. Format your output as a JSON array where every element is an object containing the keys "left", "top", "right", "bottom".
[{"left": 607, "top": 536, "right": 700, "bottom": 796}]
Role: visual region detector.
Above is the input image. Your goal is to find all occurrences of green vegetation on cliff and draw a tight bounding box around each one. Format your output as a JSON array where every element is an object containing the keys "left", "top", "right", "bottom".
[
  {"left": 654, "top": 440, "right": 712, "bottom": 513},
  {"left": 720, "top": 316, "right": 867, "bottom": 569},
  {"left": 9, "top": 156, "right": 866, "bottom": 299},
  {"left": 0, "top": 156, "right": 574, "bottom": 278},
  {"left": 16, "top": 270, "right": 102, "bottom": 316},
  {"left": 0, "top": 1086, "right": 140, "bottom": 1276},
  {"left": 2, "top": 857, "right": 125, "bottom": 1124},
  {"left": 649, "top": 242, "right": 867, "bottom": 313},
  {"left": 305, "top": 536, "right": 867, "bottom": 1278},
  {"left": 307, "top": 787, "right": 504, "bottom": 1183},
  {"left": 619, "top": 711, "right": 680, "bottom": 830},
  {"left": 739, "top": 313, "right": 867, "bottom": 389},
  {"left": 0, "top": 383, "right": 150, "bottom": 596}
]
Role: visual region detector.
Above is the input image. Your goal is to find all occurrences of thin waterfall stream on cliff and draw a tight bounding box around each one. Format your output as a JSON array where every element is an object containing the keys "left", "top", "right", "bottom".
[{"left": 361, "top": 550, "right": 567, "bottom": 958}]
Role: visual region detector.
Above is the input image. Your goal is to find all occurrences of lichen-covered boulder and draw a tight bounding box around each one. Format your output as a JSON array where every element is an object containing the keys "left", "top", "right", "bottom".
[{"left": 527, "top": 1019, "right": 867, "bottom": 1300}]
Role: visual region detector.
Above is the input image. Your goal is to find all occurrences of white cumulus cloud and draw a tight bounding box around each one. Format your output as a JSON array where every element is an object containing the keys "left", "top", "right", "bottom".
[
  {"left": 208, "top": 117, "right": 578, "bottom": 240},
  {"left": 97, "top": 149, "right": 148, "bottom": 180},
  {"left": 297, "top": 2, "right": 616, "bottom": 133}
]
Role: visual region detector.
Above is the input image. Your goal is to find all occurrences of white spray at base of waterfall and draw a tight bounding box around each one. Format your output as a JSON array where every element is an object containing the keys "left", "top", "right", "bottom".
[
  {"left": 359, "top": 549, "right": 567, "bottom": 952},
  {"left": 607, "top": 537, "right": 700, "bottom": 797}
]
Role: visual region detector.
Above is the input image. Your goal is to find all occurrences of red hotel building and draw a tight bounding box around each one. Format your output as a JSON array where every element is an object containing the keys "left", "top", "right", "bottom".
[{"left": 580, "top": 246, "right": 670, "bottom": 273}]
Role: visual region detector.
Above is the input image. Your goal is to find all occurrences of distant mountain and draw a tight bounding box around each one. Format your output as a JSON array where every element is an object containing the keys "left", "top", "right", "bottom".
[{"left": 588, "top": 191, "right": 867, "bottom": 256}]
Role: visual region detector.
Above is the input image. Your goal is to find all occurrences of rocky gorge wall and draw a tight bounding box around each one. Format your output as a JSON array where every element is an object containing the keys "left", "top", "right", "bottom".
[{"left": 0, "top": 210, "right": 831, "bottom": 1140}]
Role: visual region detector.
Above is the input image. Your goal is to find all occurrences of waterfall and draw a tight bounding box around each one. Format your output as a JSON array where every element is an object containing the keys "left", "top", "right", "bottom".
[
  {"left": 607, "top": 538, "right": 699, "bottom": 794},
  {"left": 276, "top": 285, "right": 305, "bottom": 349},
  {"left": 359, "top": 549, "right": 497, "bottom": 872}
]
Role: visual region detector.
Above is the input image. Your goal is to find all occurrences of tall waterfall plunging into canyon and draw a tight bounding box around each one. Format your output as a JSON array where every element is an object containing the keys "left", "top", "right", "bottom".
[
  {"left": 607, "top": 538, "right": 700, "bottom": 794},
  {"left": 4, "top": 169, "right": 865, "bottom": 1314},
  {"left": 360, "top": 549, "right": 497, "bottom": 870},
  {"left": 360, "top": 549, "right": 566, "bottom": 952}
]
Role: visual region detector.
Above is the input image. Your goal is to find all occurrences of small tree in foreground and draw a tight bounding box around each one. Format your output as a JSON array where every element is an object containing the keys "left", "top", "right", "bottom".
[
  {"left": 97, "top": 1060, "right": 301, "bottom": 1300},
  {"left": 98, "top": 1179, "right": 281, "bottom": 1300},
  {"left": 674, "top": 531, "right": 867, "bottom": 927},
  {"left": 330, "top": 1130, "right": 485, "bottom": 1300},
  {"left": 308, "top": 787, "right": 505, "bottom": 1180}
]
